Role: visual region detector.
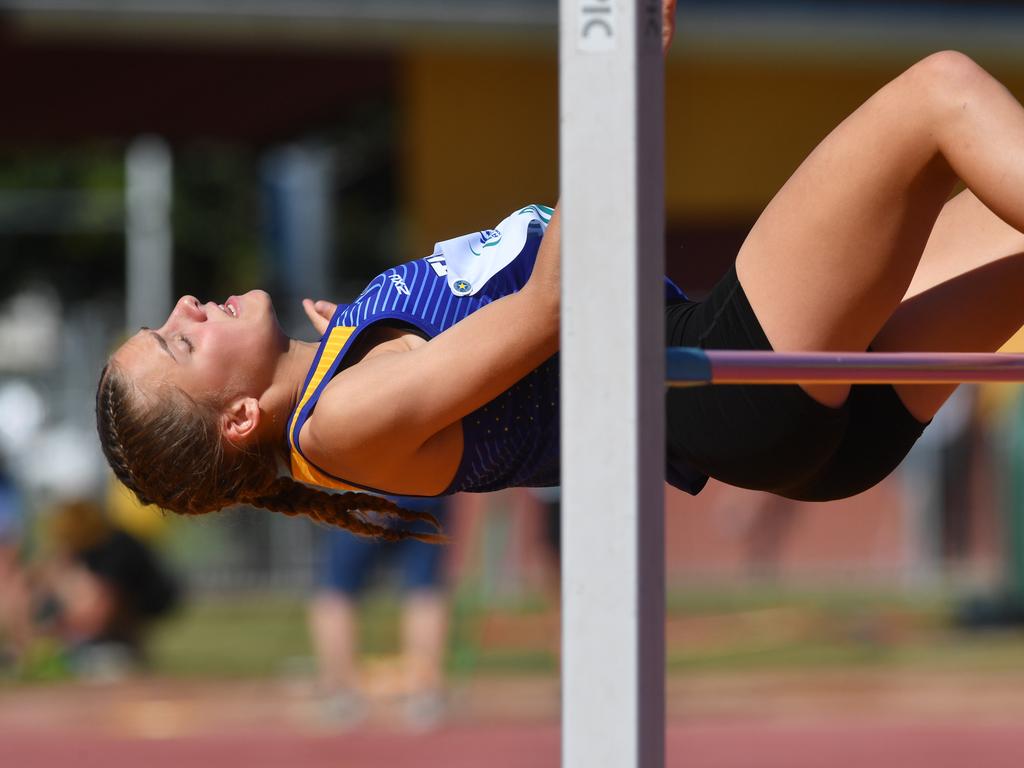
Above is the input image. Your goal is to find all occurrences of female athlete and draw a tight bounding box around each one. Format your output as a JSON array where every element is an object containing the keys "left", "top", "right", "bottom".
[{"left": 96, "top": 5, "right": 1024, "bottom": 540}]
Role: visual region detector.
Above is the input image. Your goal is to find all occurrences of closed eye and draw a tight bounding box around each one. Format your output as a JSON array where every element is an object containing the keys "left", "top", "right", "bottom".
[{"left": 176, "top": 334, "right": 194, "bottom": 353}]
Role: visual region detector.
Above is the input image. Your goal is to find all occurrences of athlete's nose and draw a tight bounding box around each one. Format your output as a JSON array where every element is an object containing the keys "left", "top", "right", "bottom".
[{"left": 174, "top": 295, "right": 207, "bottom": 323}]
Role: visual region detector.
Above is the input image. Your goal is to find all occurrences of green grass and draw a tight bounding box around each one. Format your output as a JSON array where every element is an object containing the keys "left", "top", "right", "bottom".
[
  {"left": 11, "top": 583, "right": 1024, "bottom": 687},
  {"left": 80, "top": 587, "right": 1024, "bottom": 681},
  {"left": 148, "top": 594, "right": 314, "bottom": 678},
  {"left": 665, "top": 584, "right": 949, "bottom": 617}
]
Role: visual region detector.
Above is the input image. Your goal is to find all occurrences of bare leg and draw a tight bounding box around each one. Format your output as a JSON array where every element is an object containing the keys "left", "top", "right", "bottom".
[
  {"left": 308, "top": 592, "right": 359, "bottom": 691},
  {"left": 737, "top": 51, "right": 1024, "bottom": 407},
  {"left": 399, "top": 589, "right": 448, "bottom": 729},
  {"left": 871, "top": 190, "right": 1024, "bottom": 420},
  {"left": 400, "top": 590, "right": 447, "bottom": 694},
  {"left": 0, "top": 547, "right": 35, "bottom": 661}
]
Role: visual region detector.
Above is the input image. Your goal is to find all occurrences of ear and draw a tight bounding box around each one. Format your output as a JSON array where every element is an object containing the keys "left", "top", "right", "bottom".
[{"left": 221, "top": 396, "right": 261, "bottom": 446}]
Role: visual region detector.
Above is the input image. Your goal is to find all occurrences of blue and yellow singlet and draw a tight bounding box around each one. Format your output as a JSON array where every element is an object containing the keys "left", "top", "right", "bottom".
[
  {"left": 287, "top": 205, "right": 707, "bottom": 497},
  {"left": 288, "top": 205, "right": 563, "bottom": 496}
]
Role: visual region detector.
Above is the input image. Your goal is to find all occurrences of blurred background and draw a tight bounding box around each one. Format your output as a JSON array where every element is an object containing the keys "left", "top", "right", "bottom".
[{"left": 4, "top": 0, "right": 1024, "bottom": 766}]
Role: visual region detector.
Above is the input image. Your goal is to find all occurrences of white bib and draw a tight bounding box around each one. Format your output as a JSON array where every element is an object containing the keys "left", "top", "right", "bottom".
[{"left": 433, "top": 204, "right": 553, "bottom": 297}]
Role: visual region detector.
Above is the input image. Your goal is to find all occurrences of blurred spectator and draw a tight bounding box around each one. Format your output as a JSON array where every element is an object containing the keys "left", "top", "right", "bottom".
[
  {"left": 0, "top": 464, "right": 32, "bottom": 671},
  {"left": 900, "top": 385, "right": 978, "bottom": 590},
  {"left": 527, "top": 487, "right": 561, "bottom": 660},
  {"left": 529, "top": 487, "right": 561, "bottom": 567},
  {"left": 308, "top": 496, "right": 450, "bottom": 730},
  {"left": 43, "top": 498, "right": 181, "bottom": 678}
]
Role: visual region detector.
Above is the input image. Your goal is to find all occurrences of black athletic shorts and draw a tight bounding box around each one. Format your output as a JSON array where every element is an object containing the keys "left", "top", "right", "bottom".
[{"left": 665, "top": 265, "right": 929, "bottom": 502}]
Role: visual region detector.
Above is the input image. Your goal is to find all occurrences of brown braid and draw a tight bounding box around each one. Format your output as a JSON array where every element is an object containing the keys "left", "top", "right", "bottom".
[
  {"left": 95, "top": 362, "right": 445, "bottom": 543},
  {"left": 244, "top": 478, "right": 447, "bottom": 544}
]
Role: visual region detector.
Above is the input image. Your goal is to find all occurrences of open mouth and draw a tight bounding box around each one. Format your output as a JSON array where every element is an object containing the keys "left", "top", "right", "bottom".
[{"left": 220, "top": 297, "right": 240, "bottom": 317}]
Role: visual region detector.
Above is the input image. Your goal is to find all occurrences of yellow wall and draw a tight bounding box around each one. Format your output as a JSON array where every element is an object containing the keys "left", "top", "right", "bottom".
[
  {"left": 402, "top": 49, "right": 1024, "bottom": 250},
  {"left": 401, "top": 49, "right": 560, "bottom": 256},
  {"left": 664, "top": 58, "right": 885, "bottom": 220}
]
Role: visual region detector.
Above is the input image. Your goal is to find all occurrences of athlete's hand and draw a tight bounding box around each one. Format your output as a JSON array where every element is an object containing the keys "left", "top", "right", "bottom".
[
  {"left": 302, "top": 298, "right": 338, "bottom": 336},
  {"left": 663, "top": 0, "right": 676, "bottom": 55}
]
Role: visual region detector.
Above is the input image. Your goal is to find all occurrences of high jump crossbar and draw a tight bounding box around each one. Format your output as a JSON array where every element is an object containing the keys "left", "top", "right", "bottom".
[{"left": 667, "top": 348, "right": 1024, "bottom": 386}]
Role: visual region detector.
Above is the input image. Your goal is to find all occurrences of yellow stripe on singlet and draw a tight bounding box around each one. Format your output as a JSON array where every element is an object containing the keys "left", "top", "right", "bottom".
[{"left": 288, "top": 325, "right": 362, "bottom": 492}]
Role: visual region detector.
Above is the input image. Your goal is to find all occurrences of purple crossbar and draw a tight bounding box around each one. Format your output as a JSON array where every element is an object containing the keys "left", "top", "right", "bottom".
[{"left": 666, "top": 348, "right": 1024, "bottom": 386}]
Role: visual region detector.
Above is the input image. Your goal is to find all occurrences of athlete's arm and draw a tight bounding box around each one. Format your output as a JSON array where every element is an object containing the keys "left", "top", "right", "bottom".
[
  {"left": 663, "top": 0, "right": 676, "bottom": 54},
  {"left": 301, "top": 206, "right": 561, "bottom": 490}
]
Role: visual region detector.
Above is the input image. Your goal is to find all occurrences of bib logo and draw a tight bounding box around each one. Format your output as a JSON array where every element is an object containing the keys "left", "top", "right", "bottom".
[
  {"left": 426, "top": 254, "right": 448, "bottom": 277},
  {"left": 389, "top": 273, "right": 411, "bottom": 296},
  {"left": 454, "top": 279, "right": 472, "bottom": 295},
  {"left": 470, "top": 230, "right": 502, "bottom": 256}
]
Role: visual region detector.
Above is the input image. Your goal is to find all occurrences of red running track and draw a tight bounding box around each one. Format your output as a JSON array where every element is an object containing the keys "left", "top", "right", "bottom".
[{"left": 4, "top": 720, "right": 1024, "bottom": 768}]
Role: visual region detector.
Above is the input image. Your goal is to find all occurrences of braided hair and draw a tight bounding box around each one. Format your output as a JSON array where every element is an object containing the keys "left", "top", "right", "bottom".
[{"left": 95, "top": 362, "right": 445, "bottom": 544}]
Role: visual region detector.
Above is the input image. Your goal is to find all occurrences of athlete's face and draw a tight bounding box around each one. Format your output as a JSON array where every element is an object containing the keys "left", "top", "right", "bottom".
[{"left": 113, "top": 290, "right": 287, "bottom": 407}]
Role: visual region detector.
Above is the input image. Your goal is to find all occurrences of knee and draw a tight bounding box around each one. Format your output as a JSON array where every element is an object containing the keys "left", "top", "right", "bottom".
[
  {"left": 904, "top": 50, "right": 993, "bottom": 114},
  {"left": 913, "top": 50, "right": 984, "bottom": 78}
]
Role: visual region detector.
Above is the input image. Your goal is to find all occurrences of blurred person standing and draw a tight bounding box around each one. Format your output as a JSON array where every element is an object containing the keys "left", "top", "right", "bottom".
[
  {"left": 0, "top": 463, "right": 32, "bottom": 671},
  {"left": 44, "top": 498, "right": 180, "bottom": 678},
  {"left": 308, "top": 495, "right": 450, "bottom": 730},
  {"left": 526, "top": 486, "right": 561, "bottom": 661}
]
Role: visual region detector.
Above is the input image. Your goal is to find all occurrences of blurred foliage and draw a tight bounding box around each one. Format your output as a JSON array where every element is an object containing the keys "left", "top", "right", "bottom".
[
  {"left": 2, "top": 638, "right": 72, "bottom": 684},
  {"left": 0, "top": 94, "right": 399, "bottom": 312},
  {"left": 0, "top": 144, "right": 124, "bottom": 303},
  {"left": 0, "top": 142, "right": 264, "bottom": 308},
  {"left": 0, "top": 147, "right": 123, "bottom": 190},
  {"left": 171, "top": 143, "right": 264, "bottom": 303},
  {"left": 318, "top": 98, "right": 400, "bottom": 289}
]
